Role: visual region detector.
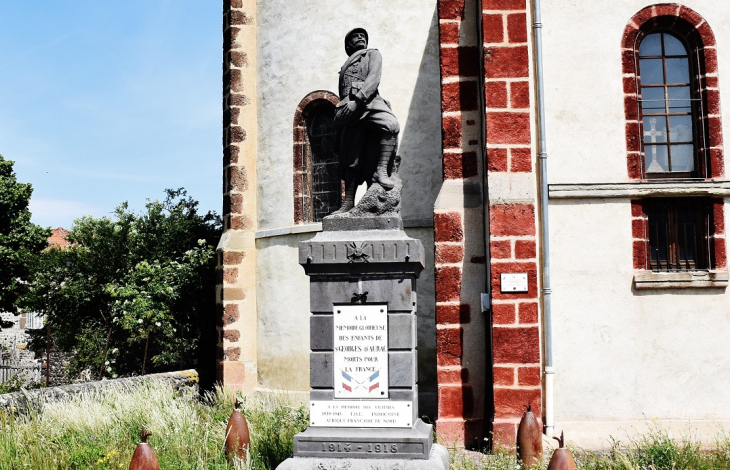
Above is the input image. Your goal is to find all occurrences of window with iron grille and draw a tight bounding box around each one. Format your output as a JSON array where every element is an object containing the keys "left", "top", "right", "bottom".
[
  {"left": 637, "top": 30, "right": 708, "bottom": 178},
  {"left": 645, "top": 198, "right": 710, "bottom": 271}
]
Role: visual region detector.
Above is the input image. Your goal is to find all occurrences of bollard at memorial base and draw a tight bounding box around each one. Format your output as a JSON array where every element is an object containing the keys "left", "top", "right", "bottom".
[
  {"left": 547, "top": 432, "right": 577, "bottom": 470},
  {"left": 516, "top": 404, "right": 543, "bottom": 468},
  {"left": 129, "top": 428, "right": 160, "bottom": 470},
  {"left": 225, "top": 398, "right": 250, "bottom": 459}
]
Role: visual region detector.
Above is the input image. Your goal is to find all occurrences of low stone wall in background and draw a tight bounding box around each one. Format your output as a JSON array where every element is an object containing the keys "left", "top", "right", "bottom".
[{"left": 0, "top": 369, "right": 199, "bottom": 413}]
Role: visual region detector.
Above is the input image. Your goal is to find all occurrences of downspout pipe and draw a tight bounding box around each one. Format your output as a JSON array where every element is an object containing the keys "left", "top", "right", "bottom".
[{"left": 532, "top": 0, "right": 555, "bottom": 437}]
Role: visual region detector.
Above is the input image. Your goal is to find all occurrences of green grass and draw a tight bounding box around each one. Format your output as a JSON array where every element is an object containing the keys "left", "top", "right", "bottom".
[
  {"left": 2, "top": 382, "right": 729, "bottom": 469},
  {"left": 447, "top": 428, "right": 730, "bottom": 470},
  {"left": 0, "top": 381, "right": 308, "bottom": 469}
]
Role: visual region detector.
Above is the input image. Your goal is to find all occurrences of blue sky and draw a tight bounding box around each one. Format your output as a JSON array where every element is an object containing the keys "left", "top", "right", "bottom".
[{"left": 0, "top": 1, "right": 222, "bottom": 229}]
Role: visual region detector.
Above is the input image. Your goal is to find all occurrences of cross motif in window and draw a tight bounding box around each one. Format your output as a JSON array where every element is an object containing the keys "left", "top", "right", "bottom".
[{"left": 644, "top": 117, "right": 665, "bottom": 172}]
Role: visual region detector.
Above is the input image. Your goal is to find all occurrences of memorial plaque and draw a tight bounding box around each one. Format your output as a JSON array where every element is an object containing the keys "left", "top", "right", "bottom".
[
  {"left": 309, "top": 401, "right": 412, "bottom": 428},
  {"left": 333, "top": 304, "right": 388, "bottom": 398},
  {"left": 500, "top": 272, "right": 528, "bottom": 293}
]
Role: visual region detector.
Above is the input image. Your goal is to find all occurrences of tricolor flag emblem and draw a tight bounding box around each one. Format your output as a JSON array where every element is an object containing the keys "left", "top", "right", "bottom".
[
  {"left": 368, "top": 370, "right": 380, "bottom": 392},
  {"left": 341, "top": 371, "right": 353, "bottom": 392}
]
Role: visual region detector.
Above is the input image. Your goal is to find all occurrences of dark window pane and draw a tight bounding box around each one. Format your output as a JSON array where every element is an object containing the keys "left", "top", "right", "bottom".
[
  {"left": 640, "top": 58, "right": 664, "bottom": 84},
  {"left": 308, "top": 107, "right": 340, "bottom": 221},
  {"left": 667, "top": 86, "right": 691, "bottom": 111},
  {"left": 645, "top": 145, "right": 669, "bottom": 172},
  {"left": 641, "top": 87, "right": 665, "bottom": 113},
  {"left": 663, "top": 33, "right": 687, "bottom": 56},
  {"left": 669, "top": 115, "right": 693, "bottom": 142},
  {"left": 669, "top": 145, "right": 694, "bottom": 172},
  {"left": 666, "top": 57, "right": 690, "bottom": 84},
  {"left": 643, "top": 116, "right": 667, "bottom": 143},
  {"left": 646, "top": 199, "right": 708, "bottom": 271},
  {"left": 639, "top": 33, "right": 662, "bottom": 56}
]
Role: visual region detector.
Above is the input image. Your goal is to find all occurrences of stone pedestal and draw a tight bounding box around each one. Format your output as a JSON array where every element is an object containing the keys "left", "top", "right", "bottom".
[{"left": 276, "top": 220, "right": 448, "bottom": 470}]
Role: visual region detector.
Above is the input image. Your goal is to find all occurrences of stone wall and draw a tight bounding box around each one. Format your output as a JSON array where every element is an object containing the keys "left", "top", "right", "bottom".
[{"left": 0, "top": 370, "right": 199, "bottom": 413}]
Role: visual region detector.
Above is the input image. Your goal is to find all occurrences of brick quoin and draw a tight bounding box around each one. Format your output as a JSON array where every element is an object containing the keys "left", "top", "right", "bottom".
[
  {"left": 486, "top": 81, "right": 508, "bottom": 109},
  {"left": 517, "top": 302, "right": 538, "bottom": 324},
  {"left": 442, "top": 81, "right": 479, "bottom": 113},
  {"left": 486, "top": 112, "right": 531, "bottom": 144},
  {"left": 492, "top": 303, "right": 516, "bottom": 325},
  {"left": 440, "top": 22, "right": 460, "bottom": 44},
  {"left": 518, "top": 366, "right": 541, "bottom": 386},
  {"left": 493, "top": 366, "right": 515, "bottom": 386},
  {"left": 436, "top": 243, "right": 466, "bottom": 264},
  {"left": 438, "top": 385, "right": 474, "bottom": 418},
  {"left": 510, "top": 147, "right": 532, "bottom": 172},
  {"left": 490, "top": 240, "right": 511, "bottom": 259},
  {"left": 487, "top": 147, "right": 508, "bottom": 172},
  {"left": 436, "top": 303, "right": 471, "bottom": 325},
  {"left": 437, "top": 327, "right": 463, "bottom": 366},
  {"left": 506, "top": 14, "right": 527, "bottom": 43},
  {"left": 490, "top": 204, "right": 536, "bottom": 236},
  {"left": 435, "top": 212, "right": 464, "bottom": 242},
  {"left": 492, "top": 327, "right": 540, "bottom": 364},
  {"left": 493, "top": 388, "right": 541, "bottom": 419},
  {"left": 514, "top": 239, "right": 536, "bottom": 259},
  {"left": 484, "top": 46, "right": 529, "bottom": 79},
  {"left": 443, "top": 152, "right": 479, "bottom": 179},
  {"left": 483, "top": 0, "right": 525, "bottom": 10},
  {"left": 483, "top": 14, "right": 504, "bottom": 43},
  {"left": 436, "top": 266, "right": 463, "bottom": 302},
  {"left": 438, "top": 367, "right": 469, "bottom": 384}
]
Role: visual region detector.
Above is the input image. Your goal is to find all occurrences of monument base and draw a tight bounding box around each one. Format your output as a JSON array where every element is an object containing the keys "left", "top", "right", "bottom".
[
  {"left": 276, "top": 443, "right": 449, "bottom": 470},
  {"left": 294, "top": 419, "right": 433, "bottom": 460}
]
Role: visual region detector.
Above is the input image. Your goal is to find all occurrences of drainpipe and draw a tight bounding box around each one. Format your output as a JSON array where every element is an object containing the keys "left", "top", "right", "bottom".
[{"left": 532, "top": 0, "right": 554, "bottom": 437}]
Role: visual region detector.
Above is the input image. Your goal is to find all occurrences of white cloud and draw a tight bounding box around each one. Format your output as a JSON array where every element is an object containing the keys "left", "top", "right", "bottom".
[{"left": 29, "top": 198, "right": 108, "bottom": 229}]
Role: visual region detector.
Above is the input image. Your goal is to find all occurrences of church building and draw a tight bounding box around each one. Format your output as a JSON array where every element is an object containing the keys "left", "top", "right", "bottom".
[{"left": 216, "top": 0, "right": 730, "bottom": 448}]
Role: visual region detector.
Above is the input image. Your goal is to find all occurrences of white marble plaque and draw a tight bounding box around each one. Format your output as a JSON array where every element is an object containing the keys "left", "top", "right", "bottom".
[
  {"left": 333, "top": 304, "right": 388, "bottom": 398},
  {"left": 309, "top": 401, "right": 412, "bottom": 428},
  {"left": 500, "top": 272, "right": 528, "bottom": 293}
]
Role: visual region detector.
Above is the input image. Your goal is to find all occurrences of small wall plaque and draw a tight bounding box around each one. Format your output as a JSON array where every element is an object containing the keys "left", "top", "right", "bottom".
[{"left": 500, "top": 273, "right": 528, "bottom": 293}]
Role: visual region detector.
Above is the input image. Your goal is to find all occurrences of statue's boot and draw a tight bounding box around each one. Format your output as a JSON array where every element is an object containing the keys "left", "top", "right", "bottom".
[
  {"left": 373, "top": 133, "right": 397, "bottom": 190},
  {"left": 330, "top": 176, "right": 357, "bottom": 214}
]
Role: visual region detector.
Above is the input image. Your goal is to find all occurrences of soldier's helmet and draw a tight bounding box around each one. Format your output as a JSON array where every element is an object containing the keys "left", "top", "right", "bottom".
[{"left": 344, "top": 27, "right": 368, "bottom": 55}]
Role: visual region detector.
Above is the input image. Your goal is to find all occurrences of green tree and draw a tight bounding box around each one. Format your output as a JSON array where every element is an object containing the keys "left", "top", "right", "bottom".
[
  {"left": 0, "top": 154, "right": 50, "bottom": 328},
  {"left": 24, "top": 189, "right": 221, "bottom": 383}
]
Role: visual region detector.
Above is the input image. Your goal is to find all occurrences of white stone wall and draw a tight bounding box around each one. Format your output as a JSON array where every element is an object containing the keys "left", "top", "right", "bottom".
[
  {"left": 542, "top": 0, "right": 730, "bottom": 446},
  {"left": 253, "top": 0, "right": 442, "bottom": 414}
]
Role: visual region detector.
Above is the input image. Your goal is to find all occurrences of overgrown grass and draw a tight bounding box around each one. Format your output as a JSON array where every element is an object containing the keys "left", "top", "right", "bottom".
[
  {"left": 3, "top": 382, "right": 730, "bottom": 469},
  {"left": 0, "top": 381, "right": 308, "bottom": 469},
  {"left": 448, "top": 427, "right": 730, "bottom": 470}
]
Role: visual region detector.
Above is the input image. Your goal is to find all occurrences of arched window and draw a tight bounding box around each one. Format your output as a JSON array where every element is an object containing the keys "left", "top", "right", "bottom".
[
  {"left": 293, "top": 91, "right": 341, "bottom": 224},
  {"left": 638, "top": 32, "right": 701, "bottom": 177},
  {"left": 623, "top": 5, "right": 727, "bottom": 277}
]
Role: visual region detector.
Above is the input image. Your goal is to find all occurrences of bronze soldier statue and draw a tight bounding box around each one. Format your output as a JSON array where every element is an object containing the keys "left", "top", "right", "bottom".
[{"left": 332, "top": 28, "right": 400, "bottom": 214}]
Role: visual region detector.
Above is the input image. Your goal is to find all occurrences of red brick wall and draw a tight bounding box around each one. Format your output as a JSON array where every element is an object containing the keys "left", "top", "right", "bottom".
[
  {"left": 482, "top": 0, "right": 541, "bottom": 447},
  {"left": 435, "top": 0, "right": 484, "bottom": 448},
  {"left": 437, "top": 0, "right": 541, "bottom": 449}
]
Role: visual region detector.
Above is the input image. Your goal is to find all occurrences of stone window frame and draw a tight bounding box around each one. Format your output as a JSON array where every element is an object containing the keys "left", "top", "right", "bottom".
[
  {"left": 622, "top": 4, "right": 723, "bottom": 180},
  {"left": 293, "top": 91, "right": 341, "bottom": 224},
  {"left": 622, "top": 5, "right": 727, "bottom": 288}
]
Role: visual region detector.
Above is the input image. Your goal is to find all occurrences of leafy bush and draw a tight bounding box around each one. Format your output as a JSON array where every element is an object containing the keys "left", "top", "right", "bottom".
[{"left": 22, "top": 189, "right": 221, "bottom": 384}]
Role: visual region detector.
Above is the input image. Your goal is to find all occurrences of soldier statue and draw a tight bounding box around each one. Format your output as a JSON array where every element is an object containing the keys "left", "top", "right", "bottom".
[{"left": 331, "top": 28, "right": 400, "bottom": 215}]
